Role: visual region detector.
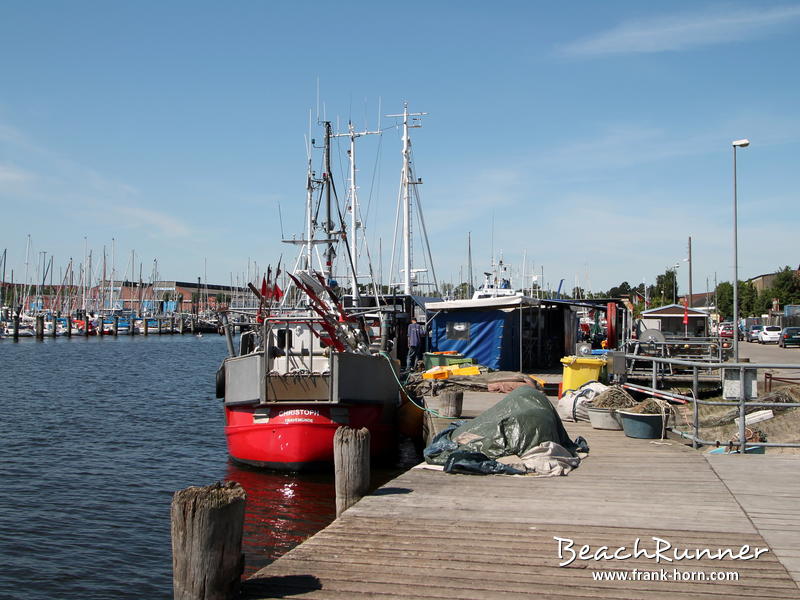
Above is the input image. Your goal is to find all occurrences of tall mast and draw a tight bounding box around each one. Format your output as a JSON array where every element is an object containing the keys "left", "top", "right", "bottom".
[
  {"left": 386, "top": 103, "right": 426, "bottom": 295},
  {"left": 332, "top": 120, "right": 381, "bottom": 302},
  {"left": 110, "top": 237, "right": 115, "bottom": 311},
  {"left": 323, "top": 121, "right": 334, "bottom": 283},
  {"left": 401, "top": 105, "right": 412, "bottom": 295},
  {"left": 305, "top": 153, "right": 314, "bottom": 270},
  {"left": 467, "top": 232, "right": 473, "bottom": 297}
]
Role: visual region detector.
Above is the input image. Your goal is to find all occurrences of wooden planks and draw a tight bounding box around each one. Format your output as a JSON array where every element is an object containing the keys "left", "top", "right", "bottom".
[
  {"left": 707, "top": 453, "right": 800, "bottom": 585},
  {"left": 246, "top": 413, "right": 800, "bottom": 599}
]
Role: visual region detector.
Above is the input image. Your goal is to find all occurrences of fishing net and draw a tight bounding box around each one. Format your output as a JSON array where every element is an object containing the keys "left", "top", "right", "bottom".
[{"left": 591, "top": 386, "right": 637, "bottom": 409}]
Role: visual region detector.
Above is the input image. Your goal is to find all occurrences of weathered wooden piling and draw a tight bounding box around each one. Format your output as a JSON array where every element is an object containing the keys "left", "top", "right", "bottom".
[
  {"left": 438, "top": 390, "right": 464, "bottom": 418},
  {"left": 171, "top": 481, "right": 246, "bottom": 600},
  {"left": 66, "top": 316, "right": 72, "bottom": 338},
  {"left": 35, "top": 315, "right": 44, "bottom": 339},
  {"left": 170, "top": 315, "right": 175, "bottom": 334},
  {"left": 50, "top": 315, "right": 57, "bottom": 338},
  {"left": 333, "top": 426, "right": 370, "bottom": 518},
  {"left": 220, "top": 312, "right": 236, "bottom": 357},
  {"left": 113, "top": 315, "right": 119, "bottom": 336},
  {"left": 12, "top": 313, "right": 20, "bottom": 340},
  {"left": 130, "top": 317, "right": 137, "bottom": 335},
  {"left": 157, "top": 318, "right": 163, "bottom": 335},
  {"left": 179, "top": 314, "right": 185, "bottom": 334}
]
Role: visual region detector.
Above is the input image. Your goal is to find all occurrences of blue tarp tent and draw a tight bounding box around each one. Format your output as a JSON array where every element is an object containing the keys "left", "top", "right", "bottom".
[
  {"left": 426, "top": 296, "right": 577, "bottom": 370},
  {"left": 428, "top": 307, "right": 519, "bottom": 370}
]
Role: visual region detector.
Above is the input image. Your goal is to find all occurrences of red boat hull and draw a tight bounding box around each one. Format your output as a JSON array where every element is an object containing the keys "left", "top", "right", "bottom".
[{"left": 224, "top": 403, "right": 397, "bottom": 471}]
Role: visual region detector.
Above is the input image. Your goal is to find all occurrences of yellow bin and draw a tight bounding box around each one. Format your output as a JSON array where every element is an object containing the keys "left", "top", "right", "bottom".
[{"left": 560, "top": 356, "right": 606, "bottom": 393}]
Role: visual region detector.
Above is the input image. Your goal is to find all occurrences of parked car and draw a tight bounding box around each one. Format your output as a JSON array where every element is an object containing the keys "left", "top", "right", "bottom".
[
  {"left": 758, "top": 325, "right": 782, "bottom": 344},
  {"left": 719, "top": 323, "right": 734, "bottom": 338},
  {"left": 747, "top": 325, "right": 764, "bottom": 342},
  {"left": 778, "top": 327, "right": 800, "bottom": 348}
]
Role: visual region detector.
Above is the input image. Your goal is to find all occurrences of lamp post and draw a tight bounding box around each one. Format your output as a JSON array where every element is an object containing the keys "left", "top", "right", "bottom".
[
  {"left": 732, "top": 138, "right": 749, "bottom": 362},
  {"left": 671, "top": 263, "right": 679, "bottom": 304}
]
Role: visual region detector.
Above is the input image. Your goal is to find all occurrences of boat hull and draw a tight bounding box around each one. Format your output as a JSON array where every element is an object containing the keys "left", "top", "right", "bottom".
[{"left": 224, "top": 403, "right": 397, "bottom": 471}]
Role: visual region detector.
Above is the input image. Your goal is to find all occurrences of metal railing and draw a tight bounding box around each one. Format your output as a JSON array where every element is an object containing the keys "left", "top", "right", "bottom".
[
  {"left": 621, "top": 354, "right": 800, "bottom": 453},
  {"left": 625, "top": 338, "right": 726, "bottom": 374}
]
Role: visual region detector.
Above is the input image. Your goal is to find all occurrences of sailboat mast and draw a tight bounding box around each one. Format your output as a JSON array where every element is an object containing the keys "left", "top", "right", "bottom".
[
  {"left": 385, "top": 103, "right": 427, "bottom": 295},
  {"left": 401, "top": 105, "right": 412, "bottom": 295},
  {"left": 323, "top": 121, "right": 334, "bottom": 283},
  {"left": 110, "top": 237, "right": 115, "bottom": 311},
  {"left": 305, "top": 156, "right": 314, "bottom": 270},
  {"left": 332, "top": 119, "right": 381, "bottom": 302},
  {"left": 349, "top": 124, "right": 358, "bottom": 298},
  {"left": 467, "top": 232, "right": 473, "bottom": 297}
]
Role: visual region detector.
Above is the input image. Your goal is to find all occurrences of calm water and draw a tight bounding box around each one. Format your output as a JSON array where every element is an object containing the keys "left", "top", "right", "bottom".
[{"left": 0, "top": 334, "right": 339, "bottom": 599}]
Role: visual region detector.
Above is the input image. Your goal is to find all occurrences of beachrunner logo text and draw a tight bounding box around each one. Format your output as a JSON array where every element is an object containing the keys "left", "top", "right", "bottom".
[{"left": 554, "top": 536, "right": 769, "bottom": 567}]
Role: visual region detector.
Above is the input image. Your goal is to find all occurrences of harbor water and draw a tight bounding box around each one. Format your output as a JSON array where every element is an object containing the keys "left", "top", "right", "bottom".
[{"left": 0, "top": 334, "right": 338, "bottom": 599}]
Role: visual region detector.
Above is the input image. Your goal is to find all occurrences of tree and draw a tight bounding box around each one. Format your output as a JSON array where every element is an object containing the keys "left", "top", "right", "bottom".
[
  {"left": 772, "top": 266, "right": 800, "bottom": 305},
  {"left": 607, "top": 281, "right": 632, "bottom": 299},
  {"left": 653, "top": 269, "right": 678, "bottom": 307},
  {"left": 716, "top": 281, "right": 733, "bottom": 319}
]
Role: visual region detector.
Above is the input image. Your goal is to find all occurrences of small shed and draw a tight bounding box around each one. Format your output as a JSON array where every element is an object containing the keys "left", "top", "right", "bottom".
[
  {"left": 639, "top": 303, "right": 709, "bottom": 337},
  {"left": 425, "top": 296, "right": 577, "bottom": 370}
]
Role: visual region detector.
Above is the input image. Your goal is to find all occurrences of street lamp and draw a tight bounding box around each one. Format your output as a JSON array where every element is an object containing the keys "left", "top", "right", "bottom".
[{"left": 732, "top": 138, "right": 749, "bottom": 362}]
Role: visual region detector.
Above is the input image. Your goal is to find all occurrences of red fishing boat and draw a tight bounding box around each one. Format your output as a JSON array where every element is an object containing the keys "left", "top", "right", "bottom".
[
  {"left": 217, "top": 271, "right": 401, "bottom": 470},
  {"left": 216, "top": 109, "right": 434, "bottom": 470}
]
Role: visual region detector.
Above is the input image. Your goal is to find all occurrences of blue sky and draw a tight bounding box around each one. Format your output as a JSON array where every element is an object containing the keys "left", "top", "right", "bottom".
[{"left": 1, "top": 1, "right": 798, "bottom": 296}]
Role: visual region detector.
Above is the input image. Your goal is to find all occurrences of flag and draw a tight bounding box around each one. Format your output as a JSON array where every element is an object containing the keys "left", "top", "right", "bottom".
[
  {"left": 273, "top": 264, "right": 283, "bottom": 301},
  {"left": 256, "top": 275, "right": 267, "bottom": 323}
]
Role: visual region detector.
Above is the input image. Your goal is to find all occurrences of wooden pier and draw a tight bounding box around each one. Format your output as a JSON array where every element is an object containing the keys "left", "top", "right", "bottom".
[{"left": 244, "top": 393, "right": 800, "bottom": 599}]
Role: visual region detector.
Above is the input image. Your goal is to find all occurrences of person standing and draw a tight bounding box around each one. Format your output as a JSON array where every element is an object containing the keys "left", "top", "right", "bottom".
[{"left": 406, "top": 317, "right": 425, "bottom": 370}]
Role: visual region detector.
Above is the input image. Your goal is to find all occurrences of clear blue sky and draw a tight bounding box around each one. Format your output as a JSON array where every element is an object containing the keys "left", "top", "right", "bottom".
[{"left": 1, "top": 1, "right": 798, "bottom": 296}]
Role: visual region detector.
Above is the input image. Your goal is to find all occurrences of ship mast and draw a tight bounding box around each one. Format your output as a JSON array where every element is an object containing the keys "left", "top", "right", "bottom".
[
  {"left": 387, "top": 103, "right": 427, "bottom": 295},
  {"left": 323, "top": 121, "right": 334, "bottom": 283},
  {"left": 332, "top": 121, "right": 380, "bottom": 302}
]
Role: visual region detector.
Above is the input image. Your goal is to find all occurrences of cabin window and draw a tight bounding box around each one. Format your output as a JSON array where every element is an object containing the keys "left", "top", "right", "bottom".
[
  {"left": 276, "top": 329, "right": 293, "bottom": 349},
  {"left": 446, "top": 322, "right": 470, "bottom": 341}
]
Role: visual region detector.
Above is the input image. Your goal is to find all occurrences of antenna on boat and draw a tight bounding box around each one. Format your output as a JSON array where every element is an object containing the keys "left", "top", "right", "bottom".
[
  {"left": 277, "top": 200, "right": 285, "bottom": 239},
  {"left": 316, "top": 77, "right": 320, "bottom": 123}
]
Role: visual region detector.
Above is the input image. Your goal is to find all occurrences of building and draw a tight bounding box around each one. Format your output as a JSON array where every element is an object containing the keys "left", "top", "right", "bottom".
[{"left": 638, "top": 304, "right": 710, "bottom": 337}]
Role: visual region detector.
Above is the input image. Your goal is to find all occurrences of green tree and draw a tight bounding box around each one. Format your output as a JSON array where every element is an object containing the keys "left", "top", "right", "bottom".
[
  {"left": 772, "top": 266, "right": 800, "bottom": 305},
  {"left": 716, "top": 281, "right": 733, "bottom": 318},
  {"left": 653, "top": 270, "right": 679, "bottom": 306},
  {"left": 739, "top": 282, "right": 757, "bottom": 317}
]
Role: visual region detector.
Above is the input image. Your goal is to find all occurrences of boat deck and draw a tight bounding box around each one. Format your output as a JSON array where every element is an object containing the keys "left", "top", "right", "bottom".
[{"left": 244, "top": 397, "right": 800, "bottom": 599}]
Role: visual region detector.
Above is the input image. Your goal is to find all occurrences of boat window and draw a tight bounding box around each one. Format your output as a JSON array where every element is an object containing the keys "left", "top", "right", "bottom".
[
  {"left": 276, "top": 329, "right": 293, "bottom": 349},
  {"left": 446, "top": 321, "right": 470, "bottom": 341}
]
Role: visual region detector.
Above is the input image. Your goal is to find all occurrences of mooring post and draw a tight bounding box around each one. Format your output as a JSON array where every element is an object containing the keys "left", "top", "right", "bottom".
[
  {"left": 333, "top": 426, "right": 370, "bottom": 517},
  {"left": 113, "top": 315, "right": 119, "bottom": 336},
  {"left": 35, "top": 315, "right": 44, "bottom": 339},
  {"left": 157, "top": 318, "right": 163, "bottom": 335},
  {"left": 171, "top": 481, "right": 246, "bottom": 600},
  {"left": 179, "top": 314, "right": 185, "bottom": 334},
  {"left": 170, "top": 315, "right": 175, "bottom": 334},
  {"left": 13, "top": 313, "right": 20, "bottom": 340},
  {"left": 143, "top": 318, "right": 149, "bottom": 336},
  {"left": 66, "top": 315, "right": 72, "bottom": 338},
  {"left": 220, "top": 312, "right": 236, "bottom": 357},
  {"left": 130, "top": 316, "right": 137, "bottom": 335},
  {"left": 439, "top": 390, "right": 464, "bottom": 418},
  {"left": 50, "top": 315, "right": 57, "bottom": 338}
]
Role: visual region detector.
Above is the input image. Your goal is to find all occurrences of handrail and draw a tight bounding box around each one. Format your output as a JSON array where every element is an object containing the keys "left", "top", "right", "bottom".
[{"left": 621, "top": 353, "right": 800, "bottom": 453}]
